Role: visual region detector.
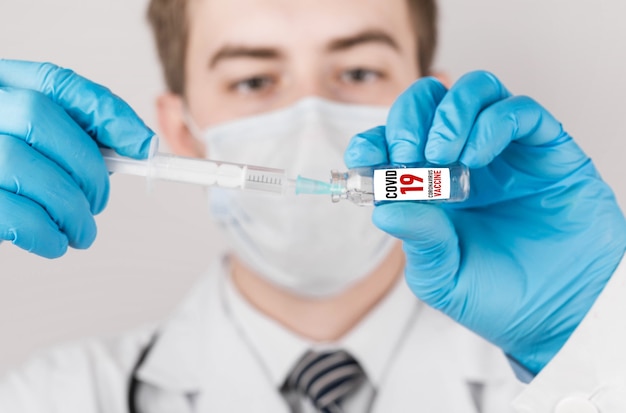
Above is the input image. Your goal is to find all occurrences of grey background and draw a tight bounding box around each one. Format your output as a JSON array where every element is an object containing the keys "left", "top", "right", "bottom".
[{"left": 1, "top": 0, "right": 625, "bottom": 372}]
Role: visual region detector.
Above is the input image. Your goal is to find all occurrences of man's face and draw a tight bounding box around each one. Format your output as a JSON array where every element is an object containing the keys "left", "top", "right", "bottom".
[{"left": 184, "top": 0, "right": 421, "bottom": 128}]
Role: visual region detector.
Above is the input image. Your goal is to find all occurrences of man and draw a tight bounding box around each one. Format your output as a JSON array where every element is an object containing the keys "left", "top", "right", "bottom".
[{"left": 0, "top": 0, "right": 625, "bottom": 412}]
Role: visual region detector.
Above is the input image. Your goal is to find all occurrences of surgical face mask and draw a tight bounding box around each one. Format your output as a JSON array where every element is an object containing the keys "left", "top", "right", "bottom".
[{"left": 194, "top": 98, "right": 396, "bottom": 297}]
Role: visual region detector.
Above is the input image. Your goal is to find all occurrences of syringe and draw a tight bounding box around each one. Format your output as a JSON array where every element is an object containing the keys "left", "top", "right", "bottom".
[{"left": 100, "top": 148, "right": 331, "bottom": 196}]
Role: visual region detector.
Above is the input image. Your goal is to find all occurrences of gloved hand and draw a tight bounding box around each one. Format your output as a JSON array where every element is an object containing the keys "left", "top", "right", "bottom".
[
  {"left": 345, "top": 71, "right": 626, "bottom": 374},
  {"left": 0, "top": 59, "right": 154, "bottom": 258}
]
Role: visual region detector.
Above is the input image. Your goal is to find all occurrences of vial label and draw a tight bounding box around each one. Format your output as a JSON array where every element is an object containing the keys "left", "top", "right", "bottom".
[{"left": 373, "top": 167, "right": 451, "bottom": 201}]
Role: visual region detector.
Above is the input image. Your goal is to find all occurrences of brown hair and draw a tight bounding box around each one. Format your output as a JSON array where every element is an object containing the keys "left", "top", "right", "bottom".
[
  {"left": 147, "top": 0, "right": 438, "bottom": 95},
  {"left": 407, "top": 0, "right": 438, "bottom": 77}
]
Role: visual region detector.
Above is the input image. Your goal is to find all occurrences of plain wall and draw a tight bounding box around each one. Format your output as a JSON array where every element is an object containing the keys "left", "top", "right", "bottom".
[{"left": 1, "top": 0, "right": 625, "bottom": 372}]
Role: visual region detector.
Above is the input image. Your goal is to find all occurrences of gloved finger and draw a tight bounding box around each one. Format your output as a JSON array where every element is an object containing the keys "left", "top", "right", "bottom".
[
  {"left": 0, "top": 89, "right": 109, "bottom": 214},
  {"left": 0, "top": 59, "right": 154, "bottom": 158},
  {"left": 460, "top": 95, "right": 588, "bottom": 178},
  {"left": 0, "top": 135, "right": 97, "bottom": 250},
  {"left": 386, "top": 77, "right": 447, "bottom": 164},
  {"left": 372, "top": 203, "right": 460, "bottom": 308},
  {"left": 0, "top": 189, "right": 69, "bottom": 258},
  {"left": 344, "top": 126, "right": 388, "bottom": 168},
  {"left": 425, "top": 71, "right": 511, "bottom": 165}
]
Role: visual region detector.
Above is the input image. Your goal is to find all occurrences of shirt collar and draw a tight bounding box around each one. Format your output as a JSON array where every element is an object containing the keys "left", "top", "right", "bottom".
[
  {"left": 338, "top": 276, "right": 419, "bottom": 387},
  {"left": 223, "top": 260, "right": 419, "bottom": 389},
  {"left": 222, "top": 267, "right": 312, "bottom": 388}
]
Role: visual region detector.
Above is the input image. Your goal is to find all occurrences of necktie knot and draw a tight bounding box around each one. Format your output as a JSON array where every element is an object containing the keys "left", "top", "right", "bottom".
[{"left": 284, "top": 349, "right": 366, "bottom": 413}]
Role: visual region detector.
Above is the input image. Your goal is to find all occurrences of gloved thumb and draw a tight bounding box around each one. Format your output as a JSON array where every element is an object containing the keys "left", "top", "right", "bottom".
[{"left": 373, "top": 203, "right": 460, "bottom": 309}]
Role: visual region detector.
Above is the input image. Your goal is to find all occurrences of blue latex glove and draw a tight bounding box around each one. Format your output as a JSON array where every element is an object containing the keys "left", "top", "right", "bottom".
[
  {"left": 0, "top": 60, "right": 154, "bottom": 258},
  {"left": 345, "top": 71, "right": 626, "bottom": 374}
]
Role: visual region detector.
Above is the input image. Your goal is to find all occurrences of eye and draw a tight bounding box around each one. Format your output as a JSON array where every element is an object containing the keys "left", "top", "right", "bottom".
[
  {"left": 230, "top": 75, "right": 276, "bottom": 94},
  {"left": 339, "top": 68, "right": 383, "bottom": 84}
]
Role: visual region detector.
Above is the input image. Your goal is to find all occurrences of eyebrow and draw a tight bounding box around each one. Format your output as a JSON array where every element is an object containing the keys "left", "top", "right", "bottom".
[
  {"left": 209, "top": 47, "right": 283, "bottom": 69},
  {"left": 327, "top": 29, "right": 401, "bottom": 53}
]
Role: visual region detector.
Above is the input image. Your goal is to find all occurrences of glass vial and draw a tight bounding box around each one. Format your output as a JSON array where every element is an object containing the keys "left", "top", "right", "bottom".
[{"left": 330, "top": 163, "right": 470, "bottom": 206}]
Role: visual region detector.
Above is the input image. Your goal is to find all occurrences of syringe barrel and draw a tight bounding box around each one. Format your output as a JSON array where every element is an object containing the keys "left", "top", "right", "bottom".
[
  {"left": 148, "top": 154, "right": 224, "bottom": 187},
  {"left": 243, "top": 165, "right": 293, "bottom": 194},
  {"left": 101, "top": 148, "right": 290, "bottom": 193}
]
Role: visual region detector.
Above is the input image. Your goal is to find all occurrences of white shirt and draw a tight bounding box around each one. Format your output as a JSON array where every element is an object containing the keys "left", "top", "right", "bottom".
[{"left": 222, "top": 260, "right": 419, "bottom": 412}]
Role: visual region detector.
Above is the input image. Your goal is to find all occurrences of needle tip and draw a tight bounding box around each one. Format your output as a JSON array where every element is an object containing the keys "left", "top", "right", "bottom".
[{"left": 295, "top": 176, "right": 332, "bottom": 195}]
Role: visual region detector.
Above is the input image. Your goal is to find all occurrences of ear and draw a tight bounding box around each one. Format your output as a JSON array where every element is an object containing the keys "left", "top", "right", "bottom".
[
  {"left": 156, "top": 93, "right": 206, "bottom": 158},
  {"left": 431, "top": 71, "right": 452, "bottom": 89}
]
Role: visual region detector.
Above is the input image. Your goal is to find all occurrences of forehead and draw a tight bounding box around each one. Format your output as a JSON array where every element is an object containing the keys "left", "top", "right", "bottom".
[{"left": 188, "top": 0, "right": 415, "bottom": 53}]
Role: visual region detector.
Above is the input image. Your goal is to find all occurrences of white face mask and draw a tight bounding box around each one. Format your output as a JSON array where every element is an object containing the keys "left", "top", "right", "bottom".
[{"left": 196, "top": 98, "right": 396, "bottom": 297}]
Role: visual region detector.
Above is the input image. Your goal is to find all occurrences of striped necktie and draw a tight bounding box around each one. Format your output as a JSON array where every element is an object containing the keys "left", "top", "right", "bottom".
[{"left": 284, "top": 349, "right": 366, "bottom": 413}]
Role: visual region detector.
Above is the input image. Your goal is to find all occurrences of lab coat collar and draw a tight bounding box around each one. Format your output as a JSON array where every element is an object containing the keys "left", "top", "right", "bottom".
[
  {"left": 134, "top": 258, "right": 291, "bottom": 411},
  {"left": 133, "top": 274, "right": 209, "bottom": 393}
]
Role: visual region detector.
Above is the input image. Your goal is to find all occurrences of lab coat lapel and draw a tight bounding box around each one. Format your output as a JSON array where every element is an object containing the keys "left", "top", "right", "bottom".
[{"left": 136, "top": 261, "right": 290, "bottom": 412}]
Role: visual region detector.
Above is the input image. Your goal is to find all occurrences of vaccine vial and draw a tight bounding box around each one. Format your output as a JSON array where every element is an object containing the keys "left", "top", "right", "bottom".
[{"left": 330, "top": 163, "right": 470, "bottom": 206}]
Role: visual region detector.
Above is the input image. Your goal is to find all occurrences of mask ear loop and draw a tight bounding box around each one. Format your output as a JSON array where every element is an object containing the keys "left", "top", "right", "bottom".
[
  {"left": 181, "top": 104, "right": 211, "bottom": 161},
  {"left": 182, "top": 104, "right": 203, "bottom": 140},
  {"left": 144, "top": 104, "right": 196, "bottom": 194},
  {"left": 181, "top": 104, "right": 215, "bottom": 199}
]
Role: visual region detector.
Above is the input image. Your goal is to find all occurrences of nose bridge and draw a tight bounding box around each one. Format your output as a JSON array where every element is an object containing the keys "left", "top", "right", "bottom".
[
  {"left": 292, "top": 64, "right": 346, "bottom": 103},
  {"left": 291, "top": 72, "right": 325, "bottom": 102},
  {"left": 287, "top": 52, "right": 336, "bottom": 102},
  {"left": 273, "top": 50, "right": 341, "bottom": 110}
]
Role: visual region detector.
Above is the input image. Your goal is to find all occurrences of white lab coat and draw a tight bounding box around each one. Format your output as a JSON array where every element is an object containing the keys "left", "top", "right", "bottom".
[{"left": 1, "top": 255, "right": 625, "bottom": 413}]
